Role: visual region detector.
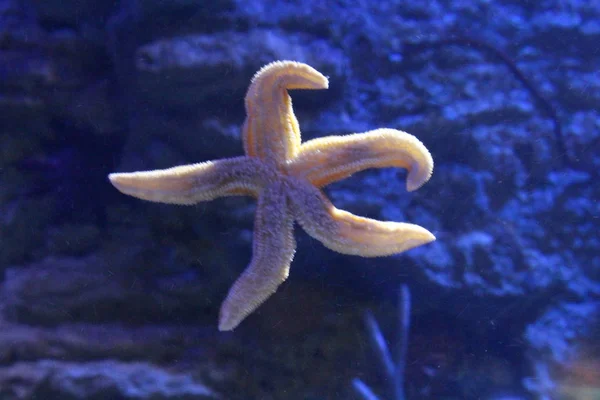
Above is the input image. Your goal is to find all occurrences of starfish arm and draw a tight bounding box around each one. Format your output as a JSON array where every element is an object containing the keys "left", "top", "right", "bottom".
[
  {"left": 288, "top": 179, "right": 435, "bottom": 257},
  {"left": 108, "top": 156, "right": 268, "bottom": 204},
  {"left": 288, "top": 128, "right": 434, "bottom": 192},
  {"left": 219, "top": 181, "right": 296, "bottom": 331},
  {"left": 243, "top": 60, "right": 329, "bottom": 165}
]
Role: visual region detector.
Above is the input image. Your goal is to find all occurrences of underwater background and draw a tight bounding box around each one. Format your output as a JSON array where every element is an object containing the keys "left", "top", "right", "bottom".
[{"left": 0, "top": 0, "right": 599, "bottom": 399}]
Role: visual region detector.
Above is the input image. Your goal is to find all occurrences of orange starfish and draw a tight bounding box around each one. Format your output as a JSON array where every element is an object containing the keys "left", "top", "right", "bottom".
[{"left": 109, "top": 61, "right": 435, "bottom": 331}]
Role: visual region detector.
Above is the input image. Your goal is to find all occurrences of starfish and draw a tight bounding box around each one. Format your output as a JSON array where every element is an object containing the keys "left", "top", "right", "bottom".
[{"left": 109, "top": 61, "right": 435, "bottom": 331}]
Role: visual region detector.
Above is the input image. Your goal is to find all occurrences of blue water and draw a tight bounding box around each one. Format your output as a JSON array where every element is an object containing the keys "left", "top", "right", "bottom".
[{"left": 0, "top": 0, "right": 598, "bottom": 399}]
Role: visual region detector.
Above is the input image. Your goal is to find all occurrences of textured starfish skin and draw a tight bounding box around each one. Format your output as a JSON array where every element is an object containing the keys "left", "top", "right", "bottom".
[{"left": 109, "top": 61, "right": 435, "bottom": 331}]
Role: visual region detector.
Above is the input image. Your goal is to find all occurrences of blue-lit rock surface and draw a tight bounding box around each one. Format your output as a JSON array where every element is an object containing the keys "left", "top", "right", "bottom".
[{"left": 0, "top": 0, "right": 598, "bottom": 398}]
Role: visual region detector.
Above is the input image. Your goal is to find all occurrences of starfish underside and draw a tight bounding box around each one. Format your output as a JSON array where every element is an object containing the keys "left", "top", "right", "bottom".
[{"left": 109, "top": 61, "right": 435, "bottom": 331}]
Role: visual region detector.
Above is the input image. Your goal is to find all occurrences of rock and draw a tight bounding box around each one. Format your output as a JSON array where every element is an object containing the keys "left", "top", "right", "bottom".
[
  {"left": 1, "top": 253, "right": 221, "bottom": 325},
  {"left": 0, "top": 360, "right": 216, "bottom": 399},
  {"left": 0, "top": 321, "right": 215, "bottom": 365}
]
